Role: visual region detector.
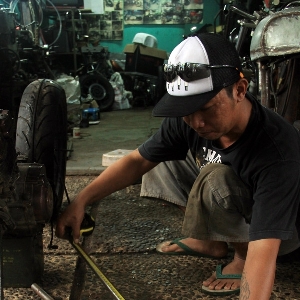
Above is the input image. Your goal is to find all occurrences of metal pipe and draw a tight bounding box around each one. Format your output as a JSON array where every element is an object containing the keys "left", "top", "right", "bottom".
[
  {"left": 230, "top": 5, "right": 257, "bottom": 21},
  {"left": 31, "top": 283, "right": 54, "bottom": 300}
]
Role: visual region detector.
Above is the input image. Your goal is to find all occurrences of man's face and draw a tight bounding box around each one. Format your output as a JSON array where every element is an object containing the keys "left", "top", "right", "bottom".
[{"left": 182, "top": 88, "right": 240, "bottom": 141}]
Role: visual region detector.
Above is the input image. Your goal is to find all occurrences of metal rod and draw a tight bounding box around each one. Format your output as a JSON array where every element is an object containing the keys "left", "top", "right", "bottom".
[
  {"left": 70, "top": 240, "right": 125, "bottom": 300},
  {"left": 31, "top": 283, "right": 54, "bottom": 300},
  {"left": 230, "top": 5, "right": 257, "bottom": 21}
]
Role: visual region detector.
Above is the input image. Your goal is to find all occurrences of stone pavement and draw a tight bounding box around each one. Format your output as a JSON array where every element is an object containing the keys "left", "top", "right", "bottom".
[
  {"left": 3, "top": 107, "right": 300, "bottom": 299},
  {"left": 4, "top": 180, "right": 300, "bottom": 299}
]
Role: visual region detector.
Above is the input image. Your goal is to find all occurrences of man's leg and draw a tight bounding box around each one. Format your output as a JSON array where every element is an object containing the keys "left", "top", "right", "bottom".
[
  {"left": 183, "top": 163, "right": 252, "bottom": 242},
  {"left": 159, "top": 163, "right": 252, "bottom": 292},
  {"left": 155, "top": 163, "right": 300, "bottom": 293},
  {"left": 140, "top": 151, "right": 198, "bottom": 207},
  {"left": 159, "top": 162, "right": 252, "bottom": 248}
]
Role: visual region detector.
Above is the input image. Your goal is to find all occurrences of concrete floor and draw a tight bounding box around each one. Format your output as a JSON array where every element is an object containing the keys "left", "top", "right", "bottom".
[
  {"left": 3, "top": 106, "right": 300, "bottom": 299},
  {"left": 66, "top": 106, "right": 163, "bottom": 176}
]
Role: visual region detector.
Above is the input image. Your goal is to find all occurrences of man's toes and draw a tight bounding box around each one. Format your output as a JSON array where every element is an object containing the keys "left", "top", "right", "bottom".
[
  {"left": 206, "top": 279, "right": 223, "bottom": 290},
  {"left": 229, "top": 281, "right": 240, "bottom": 290},
  {"left": 202, "top": 274, "right": 217, "bottom": 287},
  {"left": 219, "top": 281, "right": 233, "bottom": 291},
  {"left": 203, "top": 279, "right": 240, "bottom": 291},
  {"left": 157, "top": 241, "right": 175, "bottom": 253},
  {"left": 212, "top": 280, "right": 227, "bottom": 291},
  {"left": 215, "top": 280, "right": 239, "bottom": 291},
  {"left": 162, "top": 243, "right": 177, "bottom": 252}
]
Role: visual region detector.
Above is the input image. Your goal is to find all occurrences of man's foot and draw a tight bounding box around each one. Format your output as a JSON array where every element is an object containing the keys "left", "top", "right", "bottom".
[
  {"left": 202, "top": 256, "right": 245, "bottom": 293},
  {"left": 156, "top": 237, "right": 228, "bottom": 258}
]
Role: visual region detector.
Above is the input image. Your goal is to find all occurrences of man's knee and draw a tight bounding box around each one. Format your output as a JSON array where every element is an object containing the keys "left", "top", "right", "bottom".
[
  {"left": 199, "top": 163, "right": 234, "bottom": 180},
  {"left": 200, "top": 163, "right": 250, "bottom": 196},
  {"left": 190, "top": 163, "right": 252, "bottom": 215}
]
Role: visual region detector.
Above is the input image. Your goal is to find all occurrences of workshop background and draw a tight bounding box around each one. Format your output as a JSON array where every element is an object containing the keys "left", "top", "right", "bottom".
[{"left": 1, "top": 0, "right": 300, "bottom": 299}]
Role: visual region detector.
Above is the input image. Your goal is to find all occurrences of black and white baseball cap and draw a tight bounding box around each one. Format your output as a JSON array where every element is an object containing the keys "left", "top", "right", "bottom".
[{"left": 152, "top": 33, "right": 243, "bottom": 117}]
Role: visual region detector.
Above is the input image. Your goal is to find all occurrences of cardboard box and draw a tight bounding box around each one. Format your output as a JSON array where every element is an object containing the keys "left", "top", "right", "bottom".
[
  {"left": 124, "top": 44, "right": 167, "bottom": 76},
  {"left": 90, "top": 99, "right": 99, "bottom": 108},
  {"left": 3, "top": 235, "right": 44, "bottom": 287}
]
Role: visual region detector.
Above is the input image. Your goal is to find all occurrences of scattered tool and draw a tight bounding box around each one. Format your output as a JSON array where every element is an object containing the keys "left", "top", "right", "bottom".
[
  {"left": 31, "top": 283, "right": 54, "bottom": 300},
  {"left": 69, "top": 213, "right": 125, "bottom": 300}
]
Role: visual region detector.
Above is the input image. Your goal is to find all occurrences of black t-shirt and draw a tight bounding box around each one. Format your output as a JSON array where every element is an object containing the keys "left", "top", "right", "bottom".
[{"left": 138, "top": 93, "right": 300, "bottom": 241}]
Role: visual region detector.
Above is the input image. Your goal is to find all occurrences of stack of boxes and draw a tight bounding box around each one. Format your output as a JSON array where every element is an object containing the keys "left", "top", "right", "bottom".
[{"left": 123, "top": 33, "right": 168, "bottom": 76}]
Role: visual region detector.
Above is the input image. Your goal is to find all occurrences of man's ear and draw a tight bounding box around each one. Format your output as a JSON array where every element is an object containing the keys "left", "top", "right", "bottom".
[{"left": 236, "top": 78, "right": 248, "bottom": 100}]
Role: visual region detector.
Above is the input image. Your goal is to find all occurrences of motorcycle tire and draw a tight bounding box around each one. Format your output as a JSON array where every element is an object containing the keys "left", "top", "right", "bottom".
[
  {"left": 15, "top": 79, "right": 67, "bottom": 221},
  {"left": 80, "top": 73, "right": 115, "bottom": 112}
]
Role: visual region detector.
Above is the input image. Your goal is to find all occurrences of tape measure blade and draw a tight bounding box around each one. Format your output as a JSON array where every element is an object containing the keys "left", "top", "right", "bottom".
[{"left": 71, "top": 241, "right": 125, "bottom": 300}]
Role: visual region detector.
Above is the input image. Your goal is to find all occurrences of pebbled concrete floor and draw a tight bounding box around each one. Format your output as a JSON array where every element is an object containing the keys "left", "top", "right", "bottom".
[{"left": 3, "top": 107, "right": 300, "bottom": 299}]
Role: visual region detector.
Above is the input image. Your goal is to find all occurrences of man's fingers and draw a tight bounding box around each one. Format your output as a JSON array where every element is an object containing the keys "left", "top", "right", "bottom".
[
  {"left": 55, "top": 215, "right": 63, "bottom": 238},
  {"left": 71, "top": 223, "right": 81, "bottom": 243},
  {"left": 55, "top": 218, "right": 68, "bottom": 239},
  {"left": 55, "top": 224, "right": 80, "bottom": 243},
  {"left": 55, "top": 212, "right": 83, "bottom": 243}
]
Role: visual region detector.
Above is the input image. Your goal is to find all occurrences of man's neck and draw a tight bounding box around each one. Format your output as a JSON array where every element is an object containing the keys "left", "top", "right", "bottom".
[{"left": 217, "top": 97, "right": 253, "bottom": 149}]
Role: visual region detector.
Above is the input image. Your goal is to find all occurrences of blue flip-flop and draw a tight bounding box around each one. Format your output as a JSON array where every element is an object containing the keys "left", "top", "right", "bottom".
[
  {"left": 156, "top": 237, "right": 225, "bottom": 259},
  {"left": 201, "top": 264, "right": 241, "bottom": 296}
]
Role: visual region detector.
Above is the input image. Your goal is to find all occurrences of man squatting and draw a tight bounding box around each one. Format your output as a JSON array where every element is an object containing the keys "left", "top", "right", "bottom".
[{"left": 56, "top": 33, "right": 300, "bottom": 299}]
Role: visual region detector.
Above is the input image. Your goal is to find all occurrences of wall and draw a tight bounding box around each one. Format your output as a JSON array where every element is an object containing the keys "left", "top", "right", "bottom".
[
  {"left": 101, "top": 0, "right": 221, "bottom": 54},
  {"left": 0, "top": 0, "right": 221, "bottom": 54}
]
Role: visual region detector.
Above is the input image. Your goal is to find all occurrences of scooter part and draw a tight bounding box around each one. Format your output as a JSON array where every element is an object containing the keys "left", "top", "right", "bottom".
[
  {"left": 79, "top": 73, "right": 115, "bottom": 111},
  {"left": 16, "top": 79, "right": 68, "bottom": 221},
  {"left": 31, "top": 283, "right": 54, "bottom": 300}
]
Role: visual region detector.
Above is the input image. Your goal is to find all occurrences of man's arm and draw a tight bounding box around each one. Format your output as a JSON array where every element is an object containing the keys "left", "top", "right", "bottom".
[
  {"left": 240, "top": 238, "right": 281, "bottom": 300},
  {"left": 55, "top": 149, "right": 158, "bottom": 242}
]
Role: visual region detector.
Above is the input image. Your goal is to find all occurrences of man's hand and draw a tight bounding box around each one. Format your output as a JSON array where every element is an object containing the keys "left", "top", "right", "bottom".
[
  {"left": 55, "top": 199, "right": 85, "bottom": 243},
  {"left": 55, "top": 150, "right": 157, "bottom": 242}
]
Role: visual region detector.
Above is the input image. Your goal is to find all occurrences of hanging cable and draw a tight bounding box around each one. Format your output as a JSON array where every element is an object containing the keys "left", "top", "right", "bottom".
[{"left": 10, "top": 0, "right": 63, "bottom": 48}]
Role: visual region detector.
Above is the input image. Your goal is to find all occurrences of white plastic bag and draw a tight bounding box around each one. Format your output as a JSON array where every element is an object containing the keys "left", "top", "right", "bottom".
[
  {"left": 110, "top": 72, "right": 131, "bottom": 110},
  {"left": 56, "top": 74, "right": 81, "bottom": 104}
]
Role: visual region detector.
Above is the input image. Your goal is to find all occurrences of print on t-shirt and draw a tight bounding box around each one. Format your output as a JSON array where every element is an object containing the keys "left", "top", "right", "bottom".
[{"left": 196, "top": 146, "right": 222, "bottom": 170}]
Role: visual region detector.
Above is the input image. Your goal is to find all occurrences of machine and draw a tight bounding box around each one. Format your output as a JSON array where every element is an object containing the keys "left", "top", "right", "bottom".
[{"left": 0, "top": 0, "right": 67, "bottom": 292}]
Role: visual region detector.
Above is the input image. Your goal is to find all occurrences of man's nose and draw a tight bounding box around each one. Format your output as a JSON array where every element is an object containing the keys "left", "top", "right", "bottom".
[{"left": 183, "top": 113, "right": 205, "bottom": 128}]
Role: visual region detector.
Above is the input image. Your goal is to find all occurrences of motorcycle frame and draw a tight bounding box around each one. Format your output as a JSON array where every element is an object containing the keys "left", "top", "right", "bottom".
[
  {"left": 250, "top": 6, "right": 300, "bottom": 107},
  {"left": 225, "top": 1, "right": 300, "bottom": 112}
]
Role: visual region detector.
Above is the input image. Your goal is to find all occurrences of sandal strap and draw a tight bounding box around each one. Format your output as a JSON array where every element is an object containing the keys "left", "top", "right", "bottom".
[
  {"left": 216, "top": 264, "right": 242, "bottom": 279},
  {"left": 170, "top": 237, "right": 203, "bottom": 256}
]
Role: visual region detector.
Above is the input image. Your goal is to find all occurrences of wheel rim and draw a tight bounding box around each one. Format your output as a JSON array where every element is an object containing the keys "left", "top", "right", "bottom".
[
  {"left": 80, "top": 74, "right": 115, "bottom": 111},
  {"left": 88, "top": 83, "right": 107, "bottom": 101}
]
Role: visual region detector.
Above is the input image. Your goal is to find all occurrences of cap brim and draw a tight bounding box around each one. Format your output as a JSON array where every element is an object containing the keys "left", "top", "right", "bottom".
[{"left": 152, "top": 87, "right": 222, "bottom": 117}]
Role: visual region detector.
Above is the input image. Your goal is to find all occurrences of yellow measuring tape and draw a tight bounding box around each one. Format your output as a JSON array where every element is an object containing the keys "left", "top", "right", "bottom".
[{"left": 71, "top": 240, "right": 125, "bottom": 300}]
